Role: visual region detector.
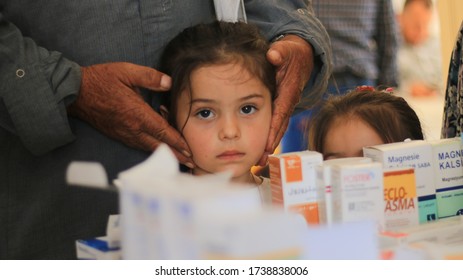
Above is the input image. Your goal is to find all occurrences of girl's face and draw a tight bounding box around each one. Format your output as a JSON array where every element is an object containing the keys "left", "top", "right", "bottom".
[
  {"left": 322, "top": 117, "right": 384, "bottom": 160},
  {"left": 175, "top": 63, "right": 272, "bottom": 184}
]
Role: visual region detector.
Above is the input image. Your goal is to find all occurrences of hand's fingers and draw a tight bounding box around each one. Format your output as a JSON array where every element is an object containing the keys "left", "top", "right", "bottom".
[
  {"left": 266, "top": 107, "right": 291, "bottom": 153},
  {"left": 133, "top": 104, "right": 194, "bottom": 167},
  {"left": 118, "top": 63, "right": 172, "bottom": 91},
  {"left": 265, "top": 76, "right": 299, "bottom": 154},
  {"left": 267, "top": 35, "right": 314, "bottom": 89},
  {"left": 259, "top": 99, "right": 293, "bottom": 166},
  {"left": 257, "top": 152, "right": 269, "bottom": 167},
  {"left": 137, "top": 131, "right": 194, "bottom": 167},
  {"left": 264, "top": 35, "right": 314, "bottom": 155},
  {"left": 140, "top": 109, "right": 192, "bottom": 158},
  {"left": 266, "top": 49, "right": 283, "bottom": 67},
  {"left": 72, "top": 63, "right": 192, "bottom": 164}
]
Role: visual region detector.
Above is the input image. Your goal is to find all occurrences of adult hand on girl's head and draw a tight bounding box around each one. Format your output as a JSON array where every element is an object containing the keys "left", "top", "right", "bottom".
[
  {"left": 68, "top": 62, "right": 194, "bottom": 168},
  {"left": 258, "top": 35, "right": 314, "bottom": 165}
]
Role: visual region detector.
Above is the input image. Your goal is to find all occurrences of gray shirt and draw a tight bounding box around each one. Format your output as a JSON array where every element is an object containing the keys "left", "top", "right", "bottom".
[{"left": 0, "top": 0, "right": 331, "bottom": 259}]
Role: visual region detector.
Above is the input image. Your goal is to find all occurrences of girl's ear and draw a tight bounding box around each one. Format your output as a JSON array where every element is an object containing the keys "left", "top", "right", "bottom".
[{"left": 160, "top": 105, "right": 169, "bottom": 120}]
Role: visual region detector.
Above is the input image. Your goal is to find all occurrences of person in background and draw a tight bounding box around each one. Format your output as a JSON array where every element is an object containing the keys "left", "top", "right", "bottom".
[
  {"left": 397, "top": 0, "right": 442, "bottom": 97},
  {"left": 160, "top": 21, "right": 274, "bottom": 202},
  {"left": 281, "top": 0, "right": 399, "bottom": 153},
  {"left": 0, "top": 1, "right": 331, "bottom": 259},
  {"left": 309, "top": 86, "right": 424, "bottom": 160},
  {"left": 442, "top": 20, "right": 463, "bottom": 138}
]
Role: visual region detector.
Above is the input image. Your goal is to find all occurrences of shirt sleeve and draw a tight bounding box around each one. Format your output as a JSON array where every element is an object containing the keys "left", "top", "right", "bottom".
[
  {"left": 0, "top": 13, "right": 81, "bottom": 155},
  {"left": 244, "top": 0, "right": 332, "bottom": 111},
  {"left": 376, "top": 0, "right": 399, "bottom": 87}
]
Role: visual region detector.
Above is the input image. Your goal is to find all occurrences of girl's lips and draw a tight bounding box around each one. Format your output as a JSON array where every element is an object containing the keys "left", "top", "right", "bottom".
[{"left": 217, "top": 151, "right": 245, "bottom": 160}]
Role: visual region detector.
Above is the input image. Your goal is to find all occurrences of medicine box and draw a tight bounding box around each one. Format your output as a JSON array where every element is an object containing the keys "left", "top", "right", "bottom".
[
  {"left": 330, "top": 161, "right": 384, "bottom": 226},
  {"left": 269, "top": 150, "right": 323, "bottom": 224},
  {"left": 363, "top": 140, "right": 437, "bottom": 223},
  {"left": 316, "top": 157, "right": 372, "bottom": 225},
  {"left": 383, "top": 167, "right": 419, "bottom": 230},
  {"left": 429, "top": 138, "right": 463, "bottom": 219}
]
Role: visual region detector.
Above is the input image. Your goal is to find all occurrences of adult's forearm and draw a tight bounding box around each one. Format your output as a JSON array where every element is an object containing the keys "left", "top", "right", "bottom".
[{"left": 0, "top": 14, "right": 81, "bottom": 155}]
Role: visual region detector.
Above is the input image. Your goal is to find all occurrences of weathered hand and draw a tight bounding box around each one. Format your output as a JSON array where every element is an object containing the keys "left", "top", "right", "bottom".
[
  {"left": 257, "top": 35, "right": 314, "bottom": 165},
  {"left": 68, "top": 62, "right": 194, "bottom": 168}
]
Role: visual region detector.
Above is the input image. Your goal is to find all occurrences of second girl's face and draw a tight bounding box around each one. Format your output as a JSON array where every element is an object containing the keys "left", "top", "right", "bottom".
[
  {"left": 323, "top": 117, "right": 384, "bottom": 160},
  {"left": 175, "top": 63, "right": 272, "bottom": 183}
]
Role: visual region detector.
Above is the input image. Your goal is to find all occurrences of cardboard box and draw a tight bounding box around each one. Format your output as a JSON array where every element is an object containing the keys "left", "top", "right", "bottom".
[
  {"left": 76, "top": 236, "right": 121, "bottom": 260},
  {"left": 429, "top": 138, "right": 463, "bottom": 219},
  {"left": 316, "top": 157, "right": 372, "bottom": 225},
  {"left": 379, "top": 216, "right": 463, "bottom": 249},
  {"left": 269, "top": 151, "right": 323, "bottom": 224},
  {"left": 383, "top": 167, "right": 419, "bottom": 230},
  {"left": 363, "top": 140, "right": 437, "bottom": 223},
  {"left": 330, "top": 161, "right": 384, "bottom": 227}
]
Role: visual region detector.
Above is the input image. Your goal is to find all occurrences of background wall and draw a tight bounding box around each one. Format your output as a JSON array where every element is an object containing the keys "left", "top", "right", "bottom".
[{"left": 437, "top": 0, "right": 463, "bottom": 85}]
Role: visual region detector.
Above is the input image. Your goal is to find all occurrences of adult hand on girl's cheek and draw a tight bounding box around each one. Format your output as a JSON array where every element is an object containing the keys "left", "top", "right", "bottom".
[
  {"left": 258, "top": 35, "right": 314, "bottom": 165},
  {"left": 68, "top": 62, "right": 194, "bottom": 168}
]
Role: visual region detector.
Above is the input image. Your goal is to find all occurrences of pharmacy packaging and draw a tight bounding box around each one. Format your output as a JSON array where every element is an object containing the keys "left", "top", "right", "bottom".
[
  {"left": 316, "top": 157, "right": 372, "bottom": 225},
  {"left": 429, "top": 138, "right": 463, "bottom": 219},
  {"left": 118, "top": 144, "right": 266, "bottom": 260},
  {"left": 379, "top": 216, "right": 463, "bottom": 248},
  {"left": 167, "top": 177, "right": 263, "bottom": 260},
  {"left": 393, "top": 241, "right": 463, "bottom": 260},
  {"left": 76, "top": 215, "right": 122, "bottom": 260},
  {"left": 330, "top": 161, "right": 384, "bottom": 227},
  {"left": 76, "top": 236, "right": 122, "bottom": 260},
  {"left": 269, "top": 150, "right": 323, "bottom": 224},
  {"left": 383, "top": 167, "right": 419, "bottom": 230},
  {"left": 363, "top": 140, "right": 437, "bottom": 223},
  {"left": 201, "top": 208, "right": 306, "bottom": 259}
]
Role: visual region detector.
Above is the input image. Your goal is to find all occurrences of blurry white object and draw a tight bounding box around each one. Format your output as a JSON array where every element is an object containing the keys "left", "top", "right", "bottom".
[
  {"left": 214, "top": 0, "right": 247, "bottom": 22},
  {"left": 302, "top": 220, "right": 379, "bottom": 260},
  {"left": 66, "top": 161, "right": 108, "bottom": 188}
]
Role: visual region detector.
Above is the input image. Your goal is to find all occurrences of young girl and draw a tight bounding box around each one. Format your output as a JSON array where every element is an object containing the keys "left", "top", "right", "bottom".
[
  {"left": 309, "top": 86, "right": 424, "bottom": 159},
  {"left": 159, "top": 21, "right": 275, "bottom": 190}
]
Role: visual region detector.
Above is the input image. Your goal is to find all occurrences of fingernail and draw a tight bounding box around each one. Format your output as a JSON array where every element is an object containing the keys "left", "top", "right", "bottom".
[
  {"left": 182, "top": 150, "right": 192, "bottom": 157},
  {"left": 185, "top": 162, "right": 195, "bottom": 169},
  {"left": 160, "top": 75, "right": 172, "bottom": 90}
]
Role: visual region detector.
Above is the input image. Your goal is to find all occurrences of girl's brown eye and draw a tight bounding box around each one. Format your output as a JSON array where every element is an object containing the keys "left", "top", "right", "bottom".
[
  {"left": 196, "top": 109, "right": 214, "bottom": 119},
  {"left": 241, "top": 105, "right": 256, "bottom": 114}
]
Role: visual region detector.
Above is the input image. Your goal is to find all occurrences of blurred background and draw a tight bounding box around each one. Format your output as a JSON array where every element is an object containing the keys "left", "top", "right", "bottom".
[{"left": 393, "top": 0, "right": 463, "bottom": 140}]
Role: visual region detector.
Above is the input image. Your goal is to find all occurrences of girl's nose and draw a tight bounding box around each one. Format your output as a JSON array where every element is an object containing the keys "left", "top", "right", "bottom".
[{"left": 218, "top": 116, "right": 241, "bottom": 140}]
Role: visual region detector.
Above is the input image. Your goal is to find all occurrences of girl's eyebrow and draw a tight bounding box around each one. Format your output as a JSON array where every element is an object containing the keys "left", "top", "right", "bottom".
[
  {"left": 239, "top": 93, "right": 265, "bottom": 101},
  {"left": 190, "top": 93, "right": 265, "bottom": 104},
  {"left": 190, "top": 98, "right": 215, "bottom": 105}
]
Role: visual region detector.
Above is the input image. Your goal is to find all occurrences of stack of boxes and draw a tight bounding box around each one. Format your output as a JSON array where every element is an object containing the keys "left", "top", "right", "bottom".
[
  {"left": 76, "top": 138, "right": 463, "bottom": 259},
  {"left": 268, "top": 138, "right": 463, "bottom": 259},
  {"left": 269, "top": 138, "right": 463, "bottom": 231}
]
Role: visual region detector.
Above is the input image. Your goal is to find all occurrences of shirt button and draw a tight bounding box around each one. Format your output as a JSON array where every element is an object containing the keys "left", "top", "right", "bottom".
[
  {"left": 297, "top": 8, "right": 306, "bottom": 15},
  {"left": 16, "top": 69, "right": 25, "bottom": 78}
]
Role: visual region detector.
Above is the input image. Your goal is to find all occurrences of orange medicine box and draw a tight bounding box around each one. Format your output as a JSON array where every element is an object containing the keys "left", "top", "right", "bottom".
[
  {"left": 383, "top": 167, "right": 419, "bottom": 231},
  {"left": 269, "top": 151, "right": 323, "bottom": 225}
]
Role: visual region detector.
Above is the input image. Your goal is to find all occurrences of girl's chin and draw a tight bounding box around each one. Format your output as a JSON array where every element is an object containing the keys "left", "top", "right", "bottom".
[{"left": 193, "top": 166, "right": 252, "bottom": 182}]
